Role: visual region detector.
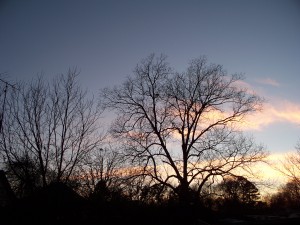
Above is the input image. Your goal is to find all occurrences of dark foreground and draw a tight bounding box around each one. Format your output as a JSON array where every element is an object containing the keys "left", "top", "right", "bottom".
[
  {"left": 2, "top": 202, "right": 300, "bottom": 225},
  {"left": 1, "top": 183, "right": 299, "bottom": 225}
]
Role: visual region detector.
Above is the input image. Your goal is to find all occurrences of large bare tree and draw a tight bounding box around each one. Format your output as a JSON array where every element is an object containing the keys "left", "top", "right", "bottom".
[
  {"left": 0, "top": 70, "right": 103, "bottom": 192},
  {"left": 100, "top": 54, "right": 267, "bottom": 203}
]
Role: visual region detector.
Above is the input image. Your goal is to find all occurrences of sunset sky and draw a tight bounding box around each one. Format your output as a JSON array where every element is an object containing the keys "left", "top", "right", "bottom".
[{"left": 1, "top": 0, "right": 299, "bottom": 179}]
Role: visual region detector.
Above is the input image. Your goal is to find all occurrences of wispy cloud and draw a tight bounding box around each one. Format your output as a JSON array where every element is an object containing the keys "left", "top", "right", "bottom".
[
  {"left": 255, "top": 78, "right": 280, "bottom": 87},
  {"left": 231, "top": 79, "right": 300, "bottom": 130},
  {"left": 241, "top": 100, "right": 300, "bottom": 130}
]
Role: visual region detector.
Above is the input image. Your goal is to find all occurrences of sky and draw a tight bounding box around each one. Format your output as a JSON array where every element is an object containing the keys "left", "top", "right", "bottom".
[{"left": 0, "top": 0, "right": 300, "bottom": 168}]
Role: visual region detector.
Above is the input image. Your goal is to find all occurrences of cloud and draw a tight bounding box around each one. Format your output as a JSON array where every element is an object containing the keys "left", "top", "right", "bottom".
[
  {"left": 169, "top": 98, "right": 300, "bottom": 132},
  {"left": 232, "top": 79, "right": 300, "bottom": 130},
  {"left": 241, "top": 100, "right": 300, "bottom": 130},
  {"left": 255, "top": 78, "right": 280, "bottom": 87}
]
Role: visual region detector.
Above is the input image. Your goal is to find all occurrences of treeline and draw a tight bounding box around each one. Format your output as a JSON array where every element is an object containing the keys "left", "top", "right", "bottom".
[
  {"left": 0, "top": 169, "right": 299, "bottom": 225},
  {"left": 0, "top": 55, "right": 299, "bottom": 224}
]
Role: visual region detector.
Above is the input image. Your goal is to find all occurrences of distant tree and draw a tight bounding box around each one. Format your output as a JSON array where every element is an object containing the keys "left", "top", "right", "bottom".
[
  {"left": 100, "top": 54, "right": 267, "bottom": 204},
  {"left": 216, "top": 176, "right": 260, "bottom": 208},
  {"left": 119, "top": 170, "right": 149, "bottom": 201},
  {"left": 270, "top": 179, "right": 300, "bottom": 209},
  {"left": 0, "top": 170, "right": 15, "bottom": 207},
  {"left": 0, "top": 70, "right": 103, "bottom": 191},
  {"left": 276, "top": 139, "right": 300, "bottom": 186},
  {"left": 79, "top": 147, "right": 124, "bottom": 198},
  {"left": 139, "top": 183, "right": 169, "bottom": 204},
  {"left": 4, "top": 154, "right": 41, "bottom": 197}
]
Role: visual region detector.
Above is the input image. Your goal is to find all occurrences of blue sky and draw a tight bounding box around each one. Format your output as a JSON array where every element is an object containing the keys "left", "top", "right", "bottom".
[{"left": 0, "top": 0, "right": 300, "bottom": 156}]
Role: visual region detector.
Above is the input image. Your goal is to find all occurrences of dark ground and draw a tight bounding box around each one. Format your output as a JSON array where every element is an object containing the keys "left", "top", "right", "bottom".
[{"left": 1, "top": 183, "right": 299, "bottom": 225}]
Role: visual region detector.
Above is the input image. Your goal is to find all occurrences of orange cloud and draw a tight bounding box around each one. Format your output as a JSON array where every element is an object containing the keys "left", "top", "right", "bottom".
[
  {"left": 240, "top": 100, "right": 300, "bottom": 130},
  {"left": 231, "top": 79, "right": 300, "bottom": 130}
]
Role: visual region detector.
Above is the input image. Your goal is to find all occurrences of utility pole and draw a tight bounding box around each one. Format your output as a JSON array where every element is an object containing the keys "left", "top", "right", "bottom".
[{"left": 0, "top": 77, "right": 17, "bottom": 133}]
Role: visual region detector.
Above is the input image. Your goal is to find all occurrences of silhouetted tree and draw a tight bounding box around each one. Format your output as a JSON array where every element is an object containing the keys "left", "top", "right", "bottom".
[
  {"left": 270, "top": 179, "right": 300, "bottom": 209},
  {"left": 139, "top": 183, "right": 169, "bottom": 204},
  {"left": 0, "top": 70, "right": 103, "bottom": 191},
  {"left": 118, "top": 168, "right": 149, "bottom": 201},
  {"left": 0, "top": 170, "right": 15, "bottom": 207},
  {"left": 100, "top": 54, "right": 267, "bottom": 204},
  {"left": 4, "top": 154, "right": 41, "bottom": 197},
  {"left": 216, "top": 176, "right": 260, "bottom": 209},
  {"left": 276, "top": 139, "right": 300, "bottom": 186},
  {"left": 79, "top": 147, "right": 125, "bottom": 198}
]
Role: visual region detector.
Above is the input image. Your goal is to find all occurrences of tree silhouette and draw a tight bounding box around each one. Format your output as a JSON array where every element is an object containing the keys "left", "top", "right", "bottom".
[
  {"left": 270, "top": 179, "right": 300, "bottom": 209},
  {"left": 276, "top": 139, "right": 300, "bottom": 186},
  {"left": 100, "top": 54, "right": 267, "bottom": 204},
  {"left": 4, "top": 154, "right": 41, "bottom": 197},
  {"left": 216, "top": 176, "right": 260, "bottom": 208},
  {"left": 0, "top": 70, "right": 103, "bottom": 189},
  {"left": 79, "top": 147, "right": 125, "bottom": 198}
]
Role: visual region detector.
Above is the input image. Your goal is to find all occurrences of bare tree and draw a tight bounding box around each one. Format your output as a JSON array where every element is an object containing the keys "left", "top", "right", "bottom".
[
  {"left": 78, "top": 146, "right": 124, "bottom": 197},
  {"left": 100, "top": 54, "right": 267, "bottom": 204},
  {"left": 277, "top": 139, "right": 300, "bottom": 185},
  {"left": 270, "top": 179, "right": 300, "bottom": 209},
  {"left": 0, "top": 70, "right": 103, "bottom": 190}
]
